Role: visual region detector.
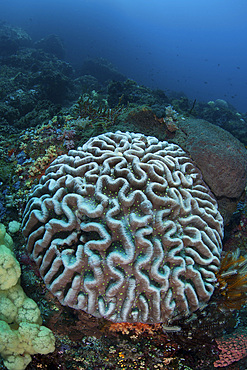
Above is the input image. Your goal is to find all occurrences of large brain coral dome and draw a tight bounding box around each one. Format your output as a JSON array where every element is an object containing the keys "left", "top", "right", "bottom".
[{"left": 22, "top": 131, "right": 223, "bottom": 323}]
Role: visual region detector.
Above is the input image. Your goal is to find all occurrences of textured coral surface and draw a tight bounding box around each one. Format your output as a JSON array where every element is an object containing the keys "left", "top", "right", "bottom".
[{"left": 22, "top": 131, "right": 223, "bottom": 323}]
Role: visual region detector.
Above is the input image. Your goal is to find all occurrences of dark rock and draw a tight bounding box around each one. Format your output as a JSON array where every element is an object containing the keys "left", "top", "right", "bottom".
[
  {"left": 34, "top": 34, "right": 65, "bottom": 60},
  {"left": 108, "top": 79, "right": 169, "bottom": 108},
  {"left": 80, "top": 58, "right": 126, "bottom": 84},
  {"left": 75, "top": 75, "right": 101, "bottom": 93},
  {"left": 0, "top": 23, "right": 32, "bottom": 56},
  {"left": 173, "top": 117, "right": 247, "bottom": 199}
]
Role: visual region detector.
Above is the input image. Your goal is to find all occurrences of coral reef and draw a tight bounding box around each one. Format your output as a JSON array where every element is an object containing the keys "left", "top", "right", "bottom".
[{"left": 1, "top": 22, "right": 247, "bottom": 368}]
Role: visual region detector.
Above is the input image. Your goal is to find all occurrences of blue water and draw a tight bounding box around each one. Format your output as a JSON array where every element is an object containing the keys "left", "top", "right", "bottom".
[{"left": 1, "top": 0, "right": 247, "bottom": 112}]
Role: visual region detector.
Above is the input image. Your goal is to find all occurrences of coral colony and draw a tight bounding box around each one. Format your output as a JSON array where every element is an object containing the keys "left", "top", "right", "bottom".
[{"left": 22, "top": 131, "right": 223, "bottom": 323}]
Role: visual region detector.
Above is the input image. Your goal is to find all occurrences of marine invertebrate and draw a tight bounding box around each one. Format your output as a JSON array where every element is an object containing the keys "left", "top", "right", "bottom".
[
  {"left": 215, "top": 248, "right": 247, "bottom": 309},
  {"left": 214, "top": 330, "right": 247, "bottom": 367},
  {"left": 22, "top": 131, "right": 223, "bottom": 323},
  {"left": 28, "top": 145, "right": 58, "bottom": 179},
  {"left": 0, "top": 224, "right": 55, "bottom": 370},
  {"left": 154, "top": 105, "right": 180, "bottom": 134},
  {"left": 108, "top": 322, "right": 162, "bottom": 336},
  {"left": 74, "top": 94, "right": 124, "bottom": 128}
]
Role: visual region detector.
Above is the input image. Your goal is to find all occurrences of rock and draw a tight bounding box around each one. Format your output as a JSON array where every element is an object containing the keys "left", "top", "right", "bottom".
[
  {"left": 34, "top": 34, "right": 65, "bottom": 60},
  {"left": 0, "top": 23, "right": 32, "bottom": 56},
  {"left": 173, "top": 117, "right": 247, "bottom": 199},
  {"left": 215, "top": 99, "right": 229, "bottom": 109},
  {"left": 80, "top": 58, "right": 127, "bottom": 84}
]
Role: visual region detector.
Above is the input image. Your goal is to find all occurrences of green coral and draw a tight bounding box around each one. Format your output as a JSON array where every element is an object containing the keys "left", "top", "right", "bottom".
[{"left": 0, "top": 224, "right": 55, "bottom": 370}]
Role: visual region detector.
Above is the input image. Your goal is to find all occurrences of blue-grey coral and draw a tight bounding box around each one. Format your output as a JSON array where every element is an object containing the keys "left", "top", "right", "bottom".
[{"left": 22, "top": 131, "right": 223, "bottom": 323}]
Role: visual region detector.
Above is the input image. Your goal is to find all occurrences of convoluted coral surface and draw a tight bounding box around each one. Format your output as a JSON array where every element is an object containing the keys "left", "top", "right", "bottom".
[{"left": 22, "top": 131, "right": 223, "bottom": 323}]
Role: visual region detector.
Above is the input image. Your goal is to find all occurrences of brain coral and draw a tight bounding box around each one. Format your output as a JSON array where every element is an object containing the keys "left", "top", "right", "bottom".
[{"left": 22, "top": 131, "right": 223, "bottom": 323}]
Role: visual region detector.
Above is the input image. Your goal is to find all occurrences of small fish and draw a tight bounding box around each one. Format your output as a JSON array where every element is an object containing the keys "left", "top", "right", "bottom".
[{"left": 162, "top": 325, "right": 181, "bottom": 332}]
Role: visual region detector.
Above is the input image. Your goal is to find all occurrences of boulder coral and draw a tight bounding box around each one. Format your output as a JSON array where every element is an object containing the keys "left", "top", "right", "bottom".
[{"left": 22, "top": 131, "right": 223, "bottom": 324}]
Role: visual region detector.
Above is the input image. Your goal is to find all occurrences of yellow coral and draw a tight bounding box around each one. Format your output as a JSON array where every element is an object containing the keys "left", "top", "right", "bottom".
[
  {"left": 28, "top": 145, "right": 58, "bottom": 179},
  {"left": 0, "top": 224, "right": 13, "bottom": 250},
  {"left": 0, "top": 224, "right": 55, "bottom": 370},
  {"left": 0, "top": 245, "right": 21, "bottom": 290},
  {"left": 108, "top": 322, "right": 162, "bottom": 336}
]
